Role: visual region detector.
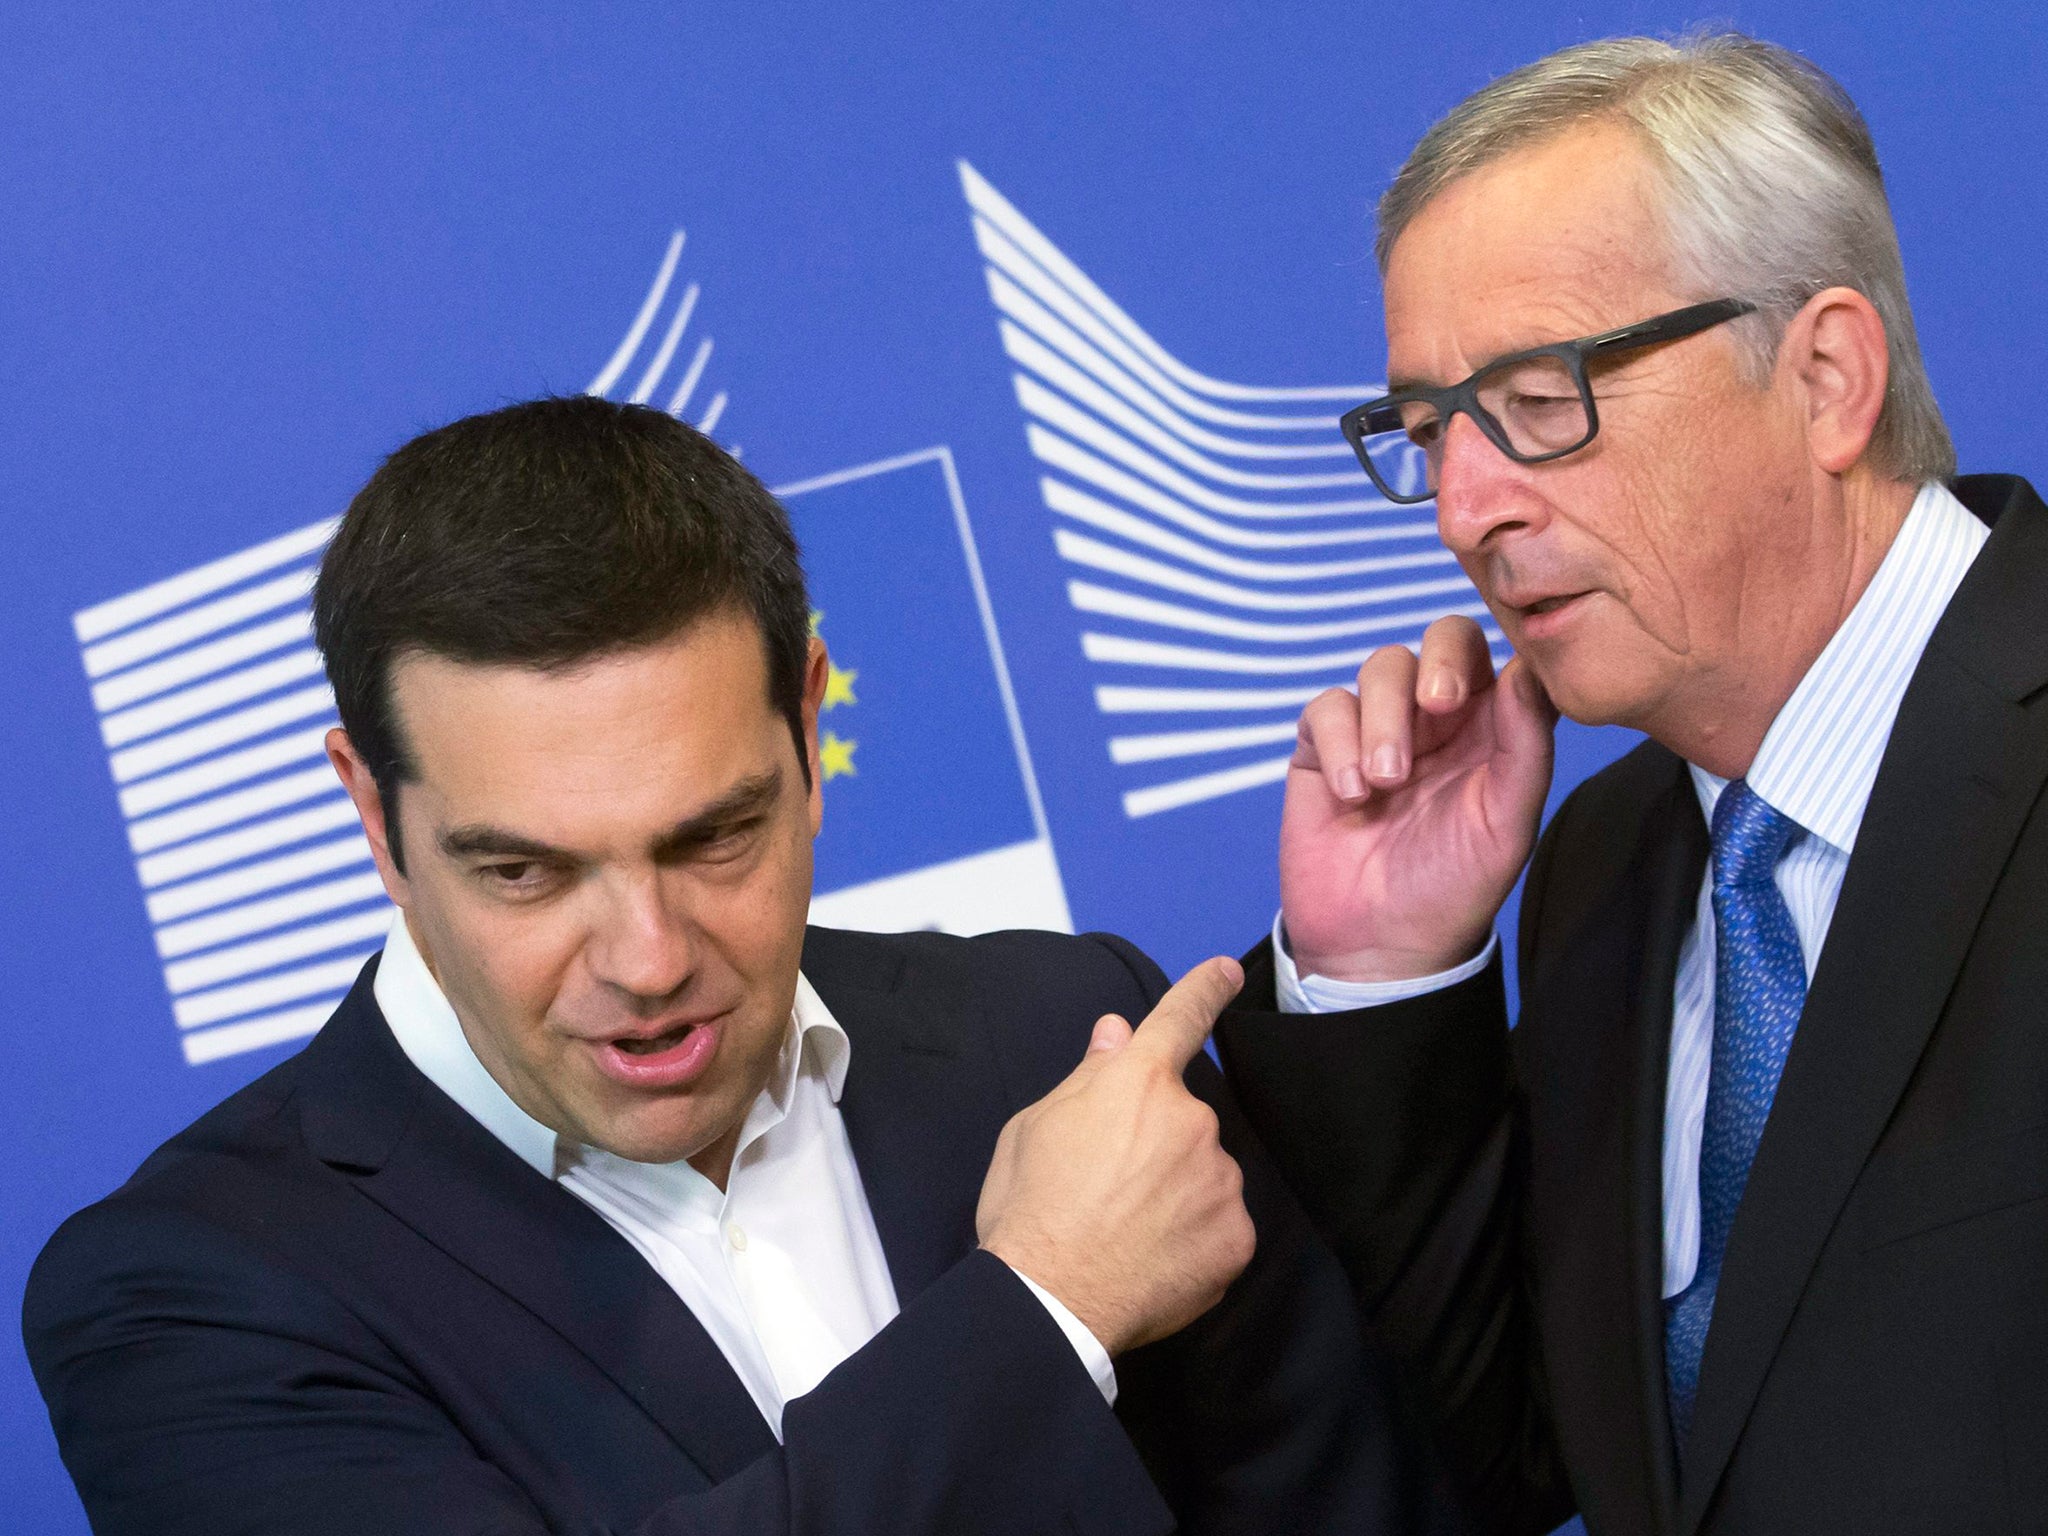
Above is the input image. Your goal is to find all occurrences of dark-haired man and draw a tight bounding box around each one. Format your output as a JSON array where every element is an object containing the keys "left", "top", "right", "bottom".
[{"left": 25, "top": 397, "right": 1420, "bottom": 1536}]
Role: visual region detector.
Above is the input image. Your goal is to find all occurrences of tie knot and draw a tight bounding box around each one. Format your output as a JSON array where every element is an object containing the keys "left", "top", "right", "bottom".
[{"left": 1710, "top": 780, "right": 1804, "bottom": 888}]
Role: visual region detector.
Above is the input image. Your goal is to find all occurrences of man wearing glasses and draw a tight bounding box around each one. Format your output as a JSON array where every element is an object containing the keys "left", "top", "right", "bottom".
[{"left": 1219, "top": 32, "right": 2048, "bottom": 1536}]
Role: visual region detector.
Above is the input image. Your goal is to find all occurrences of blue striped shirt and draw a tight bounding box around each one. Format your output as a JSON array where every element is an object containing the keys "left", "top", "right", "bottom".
[
  {"left": 1277, "top": 480, "right": 1988, "bottom": 1300},
  {"left": 1658, "top": 480, "right": 1985, "bottom": 1294}
]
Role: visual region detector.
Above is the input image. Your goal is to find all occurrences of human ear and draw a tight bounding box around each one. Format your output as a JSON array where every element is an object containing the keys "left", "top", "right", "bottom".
[
  {"left": 800, "top": 637, "right": 828, "bottom": 837},
  {"left": 1784, "top": 286, "right": 1890, "bottom": 475},
  {"left": 326, "top": 728, "right": 411, "bottom": 904}
]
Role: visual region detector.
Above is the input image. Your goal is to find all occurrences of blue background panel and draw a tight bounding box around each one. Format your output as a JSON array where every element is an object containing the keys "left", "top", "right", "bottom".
[{"left": 4, "top": 5, "right": 2043, "bottom": 1529}]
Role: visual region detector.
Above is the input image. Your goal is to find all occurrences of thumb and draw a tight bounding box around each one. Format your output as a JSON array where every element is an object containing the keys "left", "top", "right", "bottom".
[
  {"left": 1087, "top": 1013, "right": 1135, "bottom": 1054},
  {"left": 1491, "top": 656, "right": 1558, "bottom": 812}
]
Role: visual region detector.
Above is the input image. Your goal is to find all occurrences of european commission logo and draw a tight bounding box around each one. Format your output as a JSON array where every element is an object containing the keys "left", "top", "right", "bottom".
[
  {"left": 957, "top": 163, "right": 1504, "bottom": 820},
  {"left": 75, "top": 233, "right": 1064, "bottom": 1067}
]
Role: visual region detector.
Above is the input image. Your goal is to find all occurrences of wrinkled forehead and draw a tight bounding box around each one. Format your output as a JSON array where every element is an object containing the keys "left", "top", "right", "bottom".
[{"left": 1381, "top": 122, "right": 1685, "bottom": 384}]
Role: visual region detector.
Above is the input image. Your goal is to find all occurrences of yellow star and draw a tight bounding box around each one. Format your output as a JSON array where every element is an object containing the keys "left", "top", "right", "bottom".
[
  {"left": 808, "top": 609, "right": 824, "bottom": 637},
  {"left": 820, "top": 731, "right": 858, "bottom": 781},
  {"left": 823, "top": 663, "right": 858, "bottom": 710}
]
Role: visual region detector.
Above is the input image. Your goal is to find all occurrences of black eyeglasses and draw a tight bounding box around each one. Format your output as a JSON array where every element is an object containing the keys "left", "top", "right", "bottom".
[{"left": 1339, "top": 298, "right": 1757, "bottom": 504}]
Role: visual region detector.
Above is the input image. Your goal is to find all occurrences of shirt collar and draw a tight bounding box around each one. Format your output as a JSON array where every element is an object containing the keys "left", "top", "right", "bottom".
[
  {"left": 373, "top": 912, "right": 853, "bottom": 1182},
  {"left": 1688, "top": 480, "right": 1988, "bottom": 852}
]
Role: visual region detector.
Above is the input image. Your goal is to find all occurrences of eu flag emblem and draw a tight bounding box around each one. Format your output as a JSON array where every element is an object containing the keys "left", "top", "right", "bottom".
[{"left": 783, "top": 450, "right": 1071, "bottom": 936}]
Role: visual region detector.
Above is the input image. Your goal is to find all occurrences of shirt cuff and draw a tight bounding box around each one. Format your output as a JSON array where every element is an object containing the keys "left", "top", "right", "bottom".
[
  {"left": 1272, "top": 909, "right": 1500, "bottom": 1013},
  {"left": 1013, "top": 1270, "right": 1118, "bottom": 1407}
]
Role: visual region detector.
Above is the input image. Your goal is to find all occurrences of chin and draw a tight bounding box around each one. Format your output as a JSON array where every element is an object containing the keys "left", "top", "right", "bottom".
[
  {"left": 1525, "top": 656, "right": 1655, "bottom": 730},
  {"left": 582, "top": 1108, "right": 726, "bottom": 1167}
]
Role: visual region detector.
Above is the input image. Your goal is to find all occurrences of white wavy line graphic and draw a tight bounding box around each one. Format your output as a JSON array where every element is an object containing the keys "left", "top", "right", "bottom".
[
  {"left": 960, "top": 162, "right": 1501, "bottom": 818},
  {"left": 631, "top": 282, "right": 700, "bottom": 404},
  {"left": 961, "top": 161, "right": 1374, "bottom": 405},
  {"left": 587, "top": 230, "right": 684, "bottom": 396},
  {"left": 587, "top": 230, "right": 732, "bottom": 436}
]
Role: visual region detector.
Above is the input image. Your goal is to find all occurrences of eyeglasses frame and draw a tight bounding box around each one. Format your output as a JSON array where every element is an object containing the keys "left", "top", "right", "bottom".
[{"left": 1339, "top": 297, "right": 1760, "bottom": 504}]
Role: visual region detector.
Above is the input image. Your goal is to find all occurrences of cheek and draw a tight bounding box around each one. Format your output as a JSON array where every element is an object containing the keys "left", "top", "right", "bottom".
[
  {"left": 1573, "top": 449, "right": 1731, "bottom": 647},
  {"left": 669, "top": 818, "right": 814, "bottom": 991},
  {"left": 727, "top": 826, "right": 814, "bottom": 971},
  {"left": 420, "top": 882, "right": 584, "bottom": 1048}
]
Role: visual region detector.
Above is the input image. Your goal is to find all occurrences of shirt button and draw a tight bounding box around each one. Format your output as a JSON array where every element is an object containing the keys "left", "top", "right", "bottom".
[{"left": 727, "top": 1223, "right": 748, "bottom": 1252}]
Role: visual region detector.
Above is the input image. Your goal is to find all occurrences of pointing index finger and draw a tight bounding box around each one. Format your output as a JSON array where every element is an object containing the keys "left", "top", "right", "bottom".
[{"left": 1127, "top": 956, "right": 1245, "bottom": 1070}]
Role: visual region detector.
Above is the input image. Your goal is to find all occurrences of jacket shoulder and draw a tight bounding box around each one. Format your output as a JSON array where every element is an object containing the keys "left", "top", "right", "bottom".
[
  {"left": 803, "top": 925, "right": 1167, "bottom": 1096},
  {"left": 22, "top": 994, "right": 383, "bottom": 1348},
  {"left": 21, "top": 1057, "right": 371, "bottom": 1387}
]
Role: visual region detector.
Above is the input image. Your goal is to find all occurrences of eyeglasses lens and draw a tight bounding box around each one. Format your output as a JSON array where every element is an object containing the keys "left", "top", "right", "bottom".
[
  {"left": 1475, "top": 353, "right": 1591, "bottom": 457},
  {"left": 1354, "top": 351, "right": 1594, "bottom": 501},
  {"left": 1356, "top": 403, "right": 1436, "bottom": 501}
]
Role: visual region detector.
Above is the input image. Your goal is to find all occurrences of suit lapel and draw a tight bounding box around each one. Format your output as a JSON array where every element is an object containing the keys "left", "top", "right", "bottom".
[
  {"left": 1523, "top": 751, "right": 1698, "bottom": 1536},
  {"left": 1677, "top": 477, "right": 2048, "bottom": 1531},
  {"left": 803, "top": 928, "right": 1013, "bottom": 1306},
  {"left": 1626, "top": 773, "right": 1708, "bottom": 1533},
  {"left": 297, "top": 977, "right": 778, "bottom": 1483}
]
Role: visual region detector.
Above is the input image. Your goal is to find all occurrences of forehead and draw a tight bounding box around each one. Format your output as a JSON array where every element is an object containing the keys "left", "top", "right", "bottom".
[
  {"left": 388, "top": 612, "right": 780, "bottom": 817},
  {"left": 1383, "top": 121, "right": 1682, "bottom": 381}
]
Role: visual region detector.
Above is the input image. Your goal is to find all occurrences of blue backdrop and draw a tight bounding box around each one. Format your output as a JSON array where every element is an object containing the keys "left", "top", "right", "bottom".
[{"left": 5, "top": 5, "right": 2044, "bottom": 1528}]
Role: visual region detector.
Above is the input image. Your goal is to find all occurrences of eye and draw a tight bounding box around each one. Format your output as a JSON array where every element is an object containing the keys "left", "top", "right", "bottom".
[
  {"left": 673, "top": 817, "right": 767, "bottom": 869},
  {"left": 699, "top": 822, "right": 759, "bottom": 859},
  {"left": 478, "top": 860, "right": 549, "bottom": 892}
]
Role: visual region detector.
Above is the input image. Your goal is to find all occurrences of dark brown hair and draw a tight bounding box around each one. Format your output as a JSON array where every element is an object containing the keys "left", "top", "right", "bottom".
[{"left": 312, "top": 396, "right": 810, "bottom": 871}]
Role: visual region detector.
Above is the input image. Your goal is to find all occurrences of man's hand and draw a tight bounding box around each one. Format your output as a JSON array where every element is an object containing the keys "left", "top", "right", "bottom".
[
  {"left": 1281, "top": 615, "right": 1557, "bottom": 983},
  {"left": 975, "top": 958, "right": 1256, "bottom": 1357}
]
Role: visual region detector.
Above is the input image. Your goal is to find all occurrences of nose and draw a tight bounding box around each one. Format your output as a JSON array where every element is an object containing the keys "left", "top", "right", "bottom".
[
  {"left": 1433, "top": 409, "right": 1543, "bottom": 556},
  {"left": 586, "top": 868, "right": 698, "bottom": 1005}
]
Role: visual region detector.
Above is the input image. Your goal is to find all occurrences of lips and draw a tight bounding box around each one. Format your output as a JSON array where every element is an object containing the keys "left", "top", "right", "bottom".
[
  {"left": 1498, "top": 587, "right": 1597, "bottom": 642},
  {"left": 615, "top": 1021, "right": 695, "bottom": 1056},
  {"left": 590, "top": 1015, "right": 725, "bottom": 1088}
]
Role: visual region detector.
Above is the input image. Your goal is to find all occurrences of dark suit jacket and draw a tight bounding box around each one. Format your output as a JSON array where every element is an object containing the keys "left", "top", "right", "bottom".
[
  {"left": 27, "top": 925, "right": 1422, "bottom": 1536},
  {"left": 1218, "top": 474, "right": 2048, "bottom": 1536}
]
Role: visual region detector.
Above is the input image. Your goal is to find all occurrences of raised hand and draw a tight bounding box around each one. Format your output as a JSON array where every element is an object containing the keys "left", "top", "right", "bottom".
[
  {"left": 975, "top": 957, "right": 1256, "bottom": 1356},
  {"left": 1280, "top": 615, "right": 1556, "bottom": 983}
]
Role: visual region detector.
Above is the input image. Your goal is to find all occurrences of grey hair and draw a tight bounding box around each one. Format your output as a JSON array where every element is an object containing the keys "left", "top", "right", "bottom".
[{"left": 1377, "top": 32, "right": 1954, "bottom": 482}]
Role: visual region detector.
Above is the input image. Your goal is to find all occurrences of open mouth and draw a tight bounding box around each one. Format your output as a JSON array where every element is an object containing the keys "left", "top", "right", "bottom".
[
  {"left": 593, "top": 1015, "right": 724, "bottom": 1088},
  {"left": 615, "top": 1022, "right": 696, "bottom": 1056},
  {"left": 1523, "top": 592, "right": 1584, "bottom": 617}
]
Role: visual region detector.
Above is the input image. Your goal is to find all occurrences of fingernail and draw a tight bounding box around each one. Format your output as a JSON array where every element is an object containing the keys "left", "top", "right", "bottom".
[
  {"left": 1337, "top": 766, "right": 1367, "bottom": 800},
  {"left": 1370, "top": 745, "right": 1403, "bottom": 780},
  {"left": 1424, "top": 670, "right": 1461, "bottom": 704}
]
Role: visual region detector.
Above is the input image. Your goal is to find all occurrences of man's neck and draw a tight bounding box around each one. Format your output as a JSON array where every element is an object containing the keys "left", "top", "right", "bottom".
[
  {"left": 689, "top": 1126, "right": 742, "bottom": 1191},
  {"left": 1654, "top": 473, "right": 1919, "bottom": 780}
]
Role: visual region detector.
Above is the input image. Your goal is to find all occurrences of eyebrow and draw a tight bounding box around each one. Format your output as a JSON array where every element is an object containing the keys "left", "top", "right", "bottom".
[
  {"left": 649, "top": 770, "right": 783, "bottom": 860},
  {"left": 1385, "top": 315, "right": 1627, "bottom": 395},
  {"left": 437, "top": 769, "right": 785, "bottom": 864},
  {"left": 1386, "top": 347, "right": 1512, "bottom": 395}
]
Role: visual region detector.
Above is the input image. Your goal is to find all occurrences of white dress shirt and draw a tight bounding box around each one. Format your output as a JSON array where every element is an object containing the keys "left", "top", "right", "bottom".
[
  {"left": 374, "top": 915, "right": 1116, "bottom": 1438},
  {"left": 1277, "top": 481, "right": 1988, "bottom": 1301}
]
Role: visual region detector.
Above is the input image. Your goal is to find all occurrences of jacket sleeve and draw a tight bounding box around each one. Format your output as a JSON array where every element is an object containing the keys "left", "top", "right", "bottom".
[
  {"left": 24, "top": 1201, "right": 1172, "bottom": 1536},
  {"left": 1210, "top": 827, "right": 1578, "bottom": 1536},
  {"left": 1085, "top": 933, "right": 1444, "bottom": 1536}
]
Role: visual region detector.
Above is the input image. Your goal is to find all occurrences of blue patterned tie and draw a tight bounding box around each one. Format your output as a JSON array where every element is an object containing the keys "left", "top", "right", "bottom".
[{"left": 1665, "top": 780, "right": 1807, "bottom": 1442}]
